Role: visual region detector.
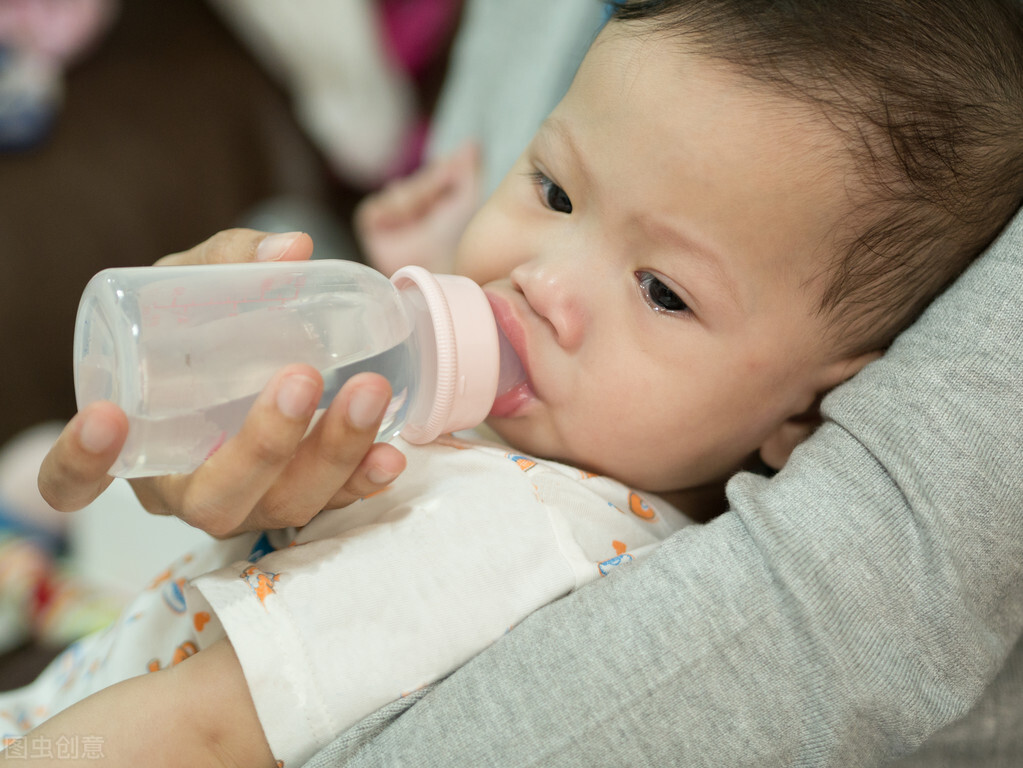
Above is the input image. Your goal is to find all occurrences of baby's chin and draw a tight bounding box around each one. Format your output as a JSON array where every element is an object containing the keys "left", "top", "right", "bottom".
[
  {"left": 479, "top": 416, "right": 528, "bottom": 451},
  {"left": 483, "top": 411, "right": 697, "bottom": 489},
  {"left": 480, "top": 416, "right": 571, "bottom": 465},
  {"left": 480, "top": 420, "right": 612, "bottom": 481}
]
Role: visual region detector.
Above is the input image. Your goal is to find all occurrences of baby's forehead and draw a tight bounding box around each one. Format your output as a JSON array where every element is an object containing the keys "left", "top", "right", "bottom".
[{"left": 529, "top": 26, "right": 866, "bottom": 309}]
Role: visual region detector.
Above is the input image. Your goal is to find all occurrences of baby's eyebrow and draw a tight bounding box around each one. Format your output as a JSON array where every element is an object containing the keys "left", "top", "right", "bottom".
[
  {"left": 538, "top": 114, "right": 742, "bottom": 314},
  {"left": 536, "top": 116, "right": 592, "bottom": 187},
  {"left": 630, "top": 210, "right": 743, "bottom": 314}
]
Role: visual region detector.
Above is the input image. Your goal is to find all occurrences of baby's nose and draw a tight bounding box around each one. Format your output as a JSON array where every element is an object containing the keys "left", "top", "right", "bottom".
[{"left": 510, "top": 259, "right": 587, "bottom": 350}]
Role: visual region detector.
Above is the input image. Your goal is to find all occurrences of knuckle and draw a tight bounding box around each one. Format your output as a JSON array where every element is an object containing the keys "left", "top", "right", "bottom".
[
  {"left": 127, "top": 478, "right": 158, "bottom": 509},
  {"left": 342, "top": 471, "right": 379, "bottom": 501},
  {"left": 257, "top": 495, "right": 316, "bottom": 531},
  {"left": 37, "top": 480, "right": 73, "bottom": 513},
  {"left": 340, "top": 482, "right": 370, "bottom": 504},
  {"left": 319, "top": 418, "right": 375, "bottom": 468},
  {"left": 324, "top": 489, "right": 359, "bottom": 510},
  {"left": 49, "top": 449, "right": 85, "bottom": 483},
  {"left": 40, "top": 465, "right": 91, "bottom": 513},
  {"left": 156, "top": 228, "right": 256, "bottom": 267},
  {"left": 249, "top": 431, "right": 294, "bottom": 467},
  {"left": 179, "top": 492, "right": 238, "bottom": 539},
  {"left": 197, "top": 514, "right": 237, "bottom": 540},
  {"left": 318, "top": 434, "right": 363, "bottom": 469},
  {"left": 209, "top": 524, "right": 242, "bottom": 541},
  {"left": 204, "top": 228, "right": 256, "bottom": 264}
]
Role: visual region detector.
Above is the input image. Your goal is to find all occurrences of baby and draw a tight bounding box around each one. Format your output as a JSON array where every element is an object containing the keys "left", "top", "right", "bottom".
[{"left": 5, "top": 1, "right": 1023, "bottom": 766}]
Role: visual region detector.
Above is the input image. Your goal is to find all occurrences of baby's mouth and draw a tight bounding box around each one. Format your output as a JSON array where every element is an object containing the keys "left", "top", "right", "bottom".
[
  {"left": 485, "top": 291, "right": 535, "bottom": 418},
  {"left": 489, "top": 379, "right": 535, "bottom": 418}
]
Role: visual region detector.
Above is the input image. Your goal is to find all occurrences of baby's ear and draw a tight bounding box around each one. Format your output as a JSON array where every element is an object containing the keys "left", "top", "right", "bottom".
[
  {"left": 759, "top": 349, "right": 882, "bottom": 470},
  {"left": 758, "top": 405, "right": 821, "bottom": 471}
]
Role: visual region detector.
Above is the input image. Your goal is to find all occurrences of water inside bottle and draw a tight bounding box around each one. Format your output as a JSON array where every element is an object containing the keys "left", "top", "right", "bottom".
[{"left": 113, "top": 338, "right": 415, "bottom": 478}]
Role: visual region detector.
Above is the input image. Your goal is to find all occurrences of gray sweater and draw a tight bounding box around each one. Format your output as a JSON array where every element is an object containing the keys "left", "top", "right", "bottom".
[{"left": 303, "top": 210, "right": 1023, "bottom": 766}]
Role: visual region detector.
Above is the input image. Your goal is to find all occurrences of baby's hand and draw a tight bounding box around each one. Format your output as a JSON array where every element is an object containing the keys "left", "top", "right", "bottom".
[
  {"left": 355, "top": 141, "right": 482, "bottom": 276},
  {"left": 37, "top": 229, "right": 407, "bottom": 537}
]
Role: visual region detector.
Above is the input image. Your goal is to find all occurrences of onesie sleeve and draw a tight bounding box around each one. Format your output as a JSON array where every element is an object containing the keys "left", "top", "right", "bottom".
[
  {"left": 190, "top": 443, "right": 604, "bottom": 768},
  {"left": 309, "top": 212, "right": 1023, "bottom": 768}
]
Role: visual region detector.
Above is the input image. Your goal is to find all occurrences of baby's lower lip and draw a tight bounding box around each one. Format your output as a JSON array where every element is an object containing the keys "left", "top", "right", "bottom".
[
  {"left": 488, "top": 380, "right": 535, "bottom": 418},
  {"left": 484, "top": 289, "right": 536, "bottom": 417}
]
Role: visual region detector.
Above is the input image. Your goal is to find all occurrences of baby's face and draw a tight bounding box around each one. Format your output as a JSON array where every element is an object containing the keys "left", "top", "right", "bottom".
[{"left": 455, "top": 24, "right": 864, "bottom": 506}]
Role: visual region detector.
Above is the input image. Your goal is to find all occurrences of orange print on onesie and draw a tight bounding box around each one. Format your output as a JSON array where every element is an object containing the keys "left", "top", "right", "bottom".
[
  {"left": 241, "top": 565, "right": 280, "bottom": 605},
  {"left": 628, "top": 491, "right": 656, "bottom": 521}
]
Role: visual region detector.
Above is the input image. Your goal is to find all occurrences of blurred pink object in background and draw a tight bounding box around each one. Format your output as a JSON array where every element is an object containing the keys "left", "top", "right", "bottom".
[{"left": 0, "top": 0, "right": 119, "bottom": 63}]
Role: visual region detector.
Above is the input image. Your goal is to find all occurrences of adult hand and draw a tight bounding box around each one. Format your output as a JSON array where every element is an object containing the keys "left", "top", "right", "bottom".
[{"left": 38, "top": 229, "right": 407, "bottom": 537}]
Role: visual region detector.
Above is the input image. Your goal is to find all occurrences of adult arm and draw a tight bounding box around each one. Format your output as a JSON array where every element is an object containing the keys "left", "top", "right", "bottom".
[
  {"left": 37, "top": 229, "right": 406, "bottom": 536},
  {"left": 309, "top": 213, "right": 1023, "bottom": 767}
]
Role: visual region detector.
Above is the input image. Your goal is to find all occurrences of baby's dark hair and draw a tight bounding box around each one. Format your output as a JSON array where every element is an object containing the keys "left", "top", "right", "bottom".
[{"left": 610, "top": 0, "right": 1023, "bottom": 353}]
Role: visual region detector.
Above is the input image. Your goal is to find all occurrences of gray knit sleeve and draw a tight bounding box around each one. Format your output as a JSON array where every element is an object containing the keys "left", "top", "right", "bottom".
[{"left": 307, "top": 212, "right": 1023, "bottom": 768}]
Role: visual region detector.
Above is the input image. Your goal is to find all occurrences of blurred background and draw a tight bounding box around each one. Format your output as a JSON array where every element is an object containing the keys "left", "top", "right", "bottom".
[
  {"left": 0, "top": 0, "right": 461, "bottom": 686},
  {"left": 0, "top": 0, "right": 607, "bottom": 693},
  {"left": 0, "top": 0, "right": 460, "bottom": 448}
]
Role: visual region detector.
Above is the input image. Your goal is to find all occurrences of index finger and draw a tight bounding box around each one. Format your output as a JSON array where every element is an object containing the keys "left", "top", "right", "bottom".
[
  {"left": 155, "top": 229, "right": 315, "bottom": 267},
  {"left": 130, "top": 365, "right": 324, "bottom": 537}
]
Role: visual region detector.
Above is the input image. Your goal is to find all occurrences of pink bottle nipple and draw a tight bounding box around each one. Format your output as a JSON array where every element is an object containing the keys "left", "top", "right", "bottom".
[
  {"left": 495, "top": 324, "right": 526, "bottom": 397},
  {"left": 391, "top": 266, "right": 503, "bottom": 443}
]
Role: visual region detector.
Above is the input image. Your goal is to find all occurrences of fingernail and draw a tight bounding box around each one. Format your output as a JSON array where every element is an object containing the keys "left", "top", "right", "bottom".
[
  {"left": 79, "top": 413, "right": 118, "bottom": 454},
  {"left": 277, "top": 375, "right": 318, "bottom": 419},
  {"left": 366, "top": 467, "right": 398, "bottom": 486},
  {"left": 256, "top": 231, "right": 303, "bottom": 261},
  {"left": 348, "top": 388, "right": 389, "bottom": 430}
]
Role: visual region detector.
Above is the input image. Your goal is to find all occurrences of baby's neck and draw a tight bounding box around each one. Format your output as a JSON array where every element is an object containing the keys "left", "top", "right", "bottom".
[
  {"left": 661, "top": 482, "right": 729, "bottom": 524},
  {"left": 474, "top": 425, "right": 731, "bottom": 523}
]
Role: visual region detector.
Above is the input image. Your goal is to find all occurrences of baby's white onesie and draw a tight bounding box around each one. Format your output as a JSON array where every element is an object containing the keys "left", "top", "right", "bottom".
[{"left": 0, "top": 436, "right": 692, "bottom": 766}]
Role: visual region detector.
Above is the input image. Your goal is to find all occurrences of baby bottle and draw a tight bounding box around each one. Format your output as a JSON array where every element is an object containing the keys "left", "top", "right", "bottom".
[{"left": 73, "top": 260, "right": 525, "bottom": 478}]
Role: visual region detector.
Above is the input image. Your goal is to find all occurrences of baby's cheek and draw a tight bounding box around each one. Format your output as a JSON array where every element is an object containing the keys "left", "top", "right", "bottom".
[
  {"left": 456, "top": 243, "right": 527, "bottom": 286},
  {"left": 567, "top": 411, "right": 657, "bottom": 479},
  {"left": 453, "top": 205, "right": 498, "bottom": 278},
  {"left": 454, "top": 197, "right": 533, "bottom": 284}
]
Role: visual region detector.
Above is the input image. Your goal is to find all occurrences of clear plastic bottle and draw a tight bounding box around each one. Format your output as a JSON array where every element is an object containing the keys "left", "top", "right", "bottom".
[{"left": 73, "top": 260, "right": 525, "bottom": 478}]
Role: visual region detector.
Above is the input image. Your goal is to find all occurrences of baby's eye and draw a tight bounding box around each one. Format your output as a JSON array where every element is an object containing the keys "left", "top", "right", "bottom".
[
  {"left": 529, "top": 171, "right": 573, "bottom": 214},
  {"left": 636, "top": 271, "right": 689, "bottom": 314}
]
